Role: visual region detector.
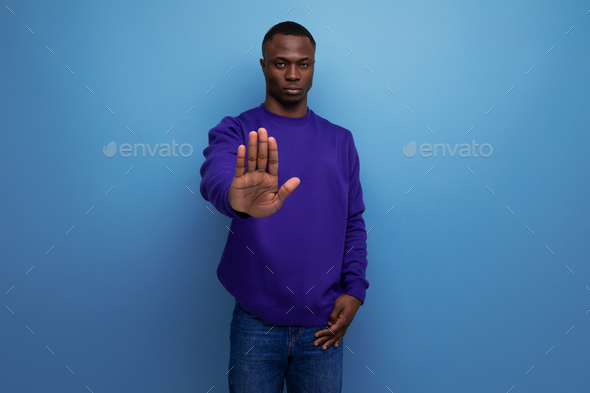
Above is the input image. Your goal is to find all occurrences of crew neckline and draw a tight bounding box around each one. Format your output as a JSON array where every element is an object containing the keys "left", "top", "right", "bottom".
[{"left": 259, "top": 102, "right": 313, "bottom": 125}]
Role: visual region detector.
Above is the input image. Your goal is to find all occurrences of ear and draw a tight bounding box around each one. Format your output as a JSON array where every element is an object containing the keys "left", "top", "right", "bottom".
[{"left": 260, "top": 58, "right": 265, "bottom": 74}]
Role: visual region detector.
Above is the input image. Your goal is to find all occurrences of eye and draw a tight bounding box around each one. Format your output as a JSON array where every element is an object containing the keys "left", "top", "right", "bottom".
[
  {"left": 276, "top": 63, "right": 284, "bottom": 66},
  {"left": 301, "top": 64, "right": 309, "bottom": 67}
]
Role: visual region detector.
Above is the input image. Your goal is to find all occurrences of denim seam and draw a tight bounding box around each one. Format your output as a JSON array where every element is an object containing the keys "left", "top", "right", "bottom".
[
  {"left": 287, "top": 327, "right": 302, "bottom": 357},
  {"left": 290, "top": 327, "right": 302, "bottom": 343}
]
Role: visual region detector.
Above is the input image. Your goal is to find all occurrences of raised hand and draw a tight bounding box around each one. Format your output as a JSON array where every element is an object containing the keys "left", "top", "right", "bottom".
[{"left": 229, "top": 127, "right": 300, "bottom": 219}]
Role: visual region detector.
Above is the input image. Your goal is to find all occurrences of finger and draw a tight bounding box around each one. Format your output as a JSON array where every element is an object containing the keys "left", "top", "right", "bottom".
[
  {"left": 276, "top": 177, "right": 300, "bottom": 206},
  {"left": 323, "top": 319, "right": 345, "bottom": 337},
  {"left": 314, "top": 326, "right": 337, "bottom": 346},
  {"left": 335, "top": 336, "right": 343, "bottom": 347},
  {"left": 315, "top": 323, "right": 339, "bottom": 338},
  {"left": 313, "top": 334, "right": 334, "bottom": 346},
  {"left": 256, "top": 128, "right": 268, "bottom": 172},
  {"left": 314, "top": 328, "right": 334, "bottom": 339},
  {"left": 328, "top": 302, "right": 344, "bottom": 325},
  {"left": 324, "top": 324, "right": 338, "bottom": 336},
  {"left": 246, "top": 131, "right": 258, "bottom": 172},
  {"left": 235, "top": 144, "right": 246, "bottom": 178},
  {"left": 321, "top": 334, "right": 343, "bottom": 350},
  {"left": 322, "top": 338, "right": 336, "bottom": 350},
  {"left": 267, "top": 137, "right": 278, "bottom": 176}
]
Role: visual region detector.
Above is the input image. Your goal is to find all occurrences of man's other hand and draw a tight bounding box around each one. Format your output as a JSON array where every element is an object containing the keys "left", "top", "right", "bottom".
[{"left": 314, "top": 294, "right": 362, "bottom": 350}]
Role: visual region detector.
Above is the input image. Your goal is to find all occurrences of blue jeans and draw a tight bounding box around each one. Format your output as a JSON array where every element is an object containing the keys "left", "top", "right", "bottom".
[{"left": 228, "top": 300, "right": 343, "bottom": 393}]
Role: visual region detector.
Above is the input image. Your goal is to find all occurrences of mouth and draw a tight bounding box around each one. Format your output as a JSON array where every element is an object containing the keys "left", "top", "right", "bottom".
[{"left": 284, "top": 87, "right": 301, "bottom": 94}]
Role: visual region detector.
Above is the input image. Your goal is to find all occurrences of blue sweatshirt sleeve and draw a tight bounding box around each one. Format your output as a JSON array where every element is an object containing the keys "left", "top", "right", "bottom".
[
  {"left": 342, "top": 132, "right": 370, "bottom": 304},
  {"left": 199, "top": 116, "right": 252, "bottom": 220}
]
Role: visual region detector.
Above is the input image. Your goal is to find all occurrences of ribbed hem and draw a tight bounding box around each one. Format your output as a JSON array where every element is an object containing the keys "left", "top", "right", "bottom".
[{"left": 242, "top": 304, "right": 335, "bottom": 327}]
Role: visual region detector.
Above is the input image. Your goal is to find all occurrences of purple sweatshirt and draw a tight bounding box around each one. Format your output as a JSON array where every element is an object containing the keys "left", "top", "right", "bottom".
[{"left": 199, "top": 103, "right": 369, "bottom": 326}]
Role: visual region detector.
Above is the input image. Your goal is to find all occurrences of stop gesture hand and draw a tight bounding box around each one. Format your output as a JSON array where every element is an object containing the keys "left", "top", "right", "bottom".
[{"left": 229, "top": 127, "right": 300, "bottom": 219}]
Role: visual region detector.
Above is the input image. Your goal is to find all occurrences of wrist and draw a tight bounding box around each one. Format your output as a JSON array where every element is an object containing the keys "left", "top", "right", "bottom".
[{"left": 232, "top": 207, "right": 250, "bottom": 218}]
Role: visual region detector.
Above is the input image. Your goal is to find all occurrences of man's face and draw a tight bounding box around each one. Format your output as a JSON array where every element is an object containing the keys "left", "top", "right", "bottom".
[{"left": 260, "top": 34, "right": 315, "bottom": 107}]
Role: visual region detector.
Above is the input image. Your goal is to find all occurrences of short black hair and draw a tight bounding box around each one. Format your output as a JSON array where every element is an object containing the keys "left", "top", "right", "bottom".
[{"left": 262, "top": 21, "right": 316, "bottom": 61}]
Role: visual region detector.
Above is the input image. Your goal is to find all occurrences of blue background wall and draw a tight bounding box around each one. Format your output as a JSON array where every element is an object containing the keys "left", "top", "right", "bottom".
[{"left": 1, "top": 0, "right": 589, "bottom": 392}]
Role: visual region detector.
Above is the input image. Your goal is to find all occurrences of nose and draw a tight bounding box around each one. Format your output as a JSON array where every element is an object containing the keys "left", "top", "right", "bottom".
[{"left": 286, "top": 64, "right": 300, "bottom": 80}]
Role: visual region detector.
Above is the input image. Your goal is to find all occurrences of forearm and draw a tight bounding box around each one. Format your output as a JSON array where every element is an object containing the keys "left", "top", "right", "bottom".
[
  {"left": 341, "top": 210, "right": 369, "bottom": 304},
  {"left": 199, "top": 116, "right": 251, "bottom": 220}
]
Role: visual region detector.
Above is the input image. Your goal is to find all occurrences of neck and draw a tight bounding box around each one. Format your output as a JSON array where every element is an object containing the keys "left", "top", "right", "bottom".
[{"left": 263, "top": 97, "right": 308, "bottom": 118}]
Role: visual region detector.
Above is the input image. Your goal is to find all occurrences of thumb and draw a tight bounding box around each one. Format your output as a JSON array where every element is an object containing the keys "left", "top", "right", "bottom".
[
  {"left": 276, "top": 177, "right": 300, "bottom": 203},
  {"left": 328, "top": 302, "right": 343, "bottom": 326}
]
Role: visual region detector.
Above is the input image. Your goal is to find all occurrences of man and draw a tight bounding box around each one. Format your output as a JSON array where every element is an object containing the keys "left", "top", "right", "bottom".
[{"left": 199, "top": 21, "right": 369, "bottom": 392}]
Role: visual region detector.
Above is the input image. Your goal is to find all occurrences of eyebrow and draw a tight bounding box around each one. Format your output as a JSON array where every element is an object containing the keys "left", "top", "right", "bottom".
[{"left": 273, "top": 56, "right": 312, "bottom": 62}]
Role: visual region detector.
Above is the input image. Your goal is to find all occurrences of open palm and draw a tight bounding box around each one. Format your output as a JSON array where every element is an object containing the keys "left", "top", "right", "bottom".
[{"left": 229, "top": 128, "right": 300, "bottom": 219}]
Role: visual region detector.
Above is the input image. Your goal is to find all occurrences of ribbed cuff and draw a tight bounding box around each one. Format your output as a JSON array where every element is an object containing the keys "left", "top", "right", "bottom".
[{"left": 344, "top": 281, "right": 367, "bottom": 305}]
